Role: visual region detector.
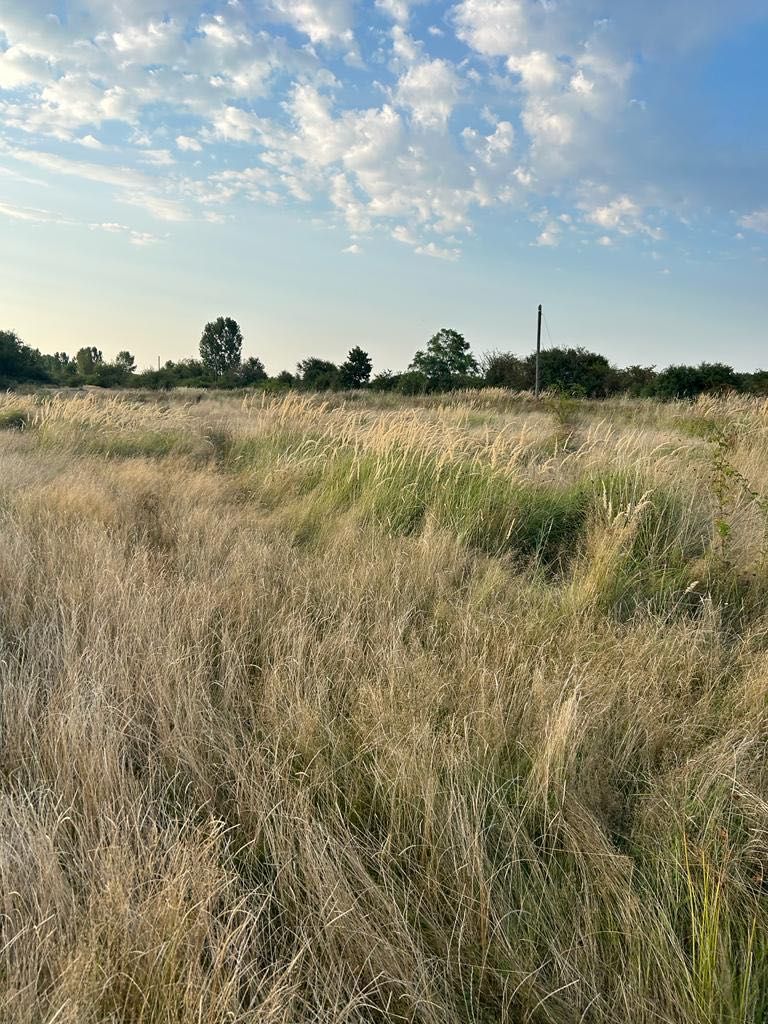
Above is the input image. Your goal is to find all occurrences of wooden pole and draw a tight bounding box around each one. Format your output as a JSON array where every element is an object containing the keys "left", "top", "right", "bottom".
[{"left": 535, "top": 304, "right": 542, "bottom": 399}]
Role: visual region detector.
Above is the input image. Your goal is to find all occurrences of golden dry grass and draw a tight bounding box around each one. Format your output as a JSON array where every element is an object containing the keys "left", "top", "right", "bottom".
[{"left": 1, "top": 387, "right": 768, "bottom": 1023}]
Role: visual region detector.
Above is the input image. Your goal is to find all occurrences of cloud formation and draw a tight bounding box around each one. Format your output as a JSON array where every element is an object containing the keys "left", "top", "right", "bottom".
[{"left": 0, "top": 0, "right": 764, "bottom": 256}]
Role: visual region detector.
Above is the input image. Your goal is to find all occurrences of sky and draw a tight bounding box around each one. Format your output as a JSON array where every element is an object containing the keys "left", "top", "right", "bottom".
[{"left": 0, "top": 0, "right": 767, "bottom": 374}]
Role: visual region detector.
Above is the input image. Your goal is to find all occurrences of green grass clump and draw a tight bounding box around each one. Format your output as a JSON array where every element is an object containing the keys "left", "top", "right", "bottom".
[
  {"left": 0, "top": 408, "right": 30, "bottom": 430},
  {"left": 37, "top": 422, "right": 205, "bottom": 459}
]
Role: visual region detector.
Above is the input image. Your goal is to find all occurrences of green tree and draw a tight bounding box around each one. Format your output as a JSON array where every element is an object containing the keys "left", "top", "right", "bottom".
[
  {"left": 741, "top": 370, "right": 768, "bottom": 396},
  {"left": 199, "top": 317, "right": 243, "bottom": 377},
  {"left": 370, "top": 370, "right": 398, "bottom": 391},
  {"left": 482, "top": 351, "right": 531, "bottom": 390},
  {"left": 397, "top": 370, "right": 428, "bottom": 395},
  {"left": 410, "top": 328, "right": 478, "bottom": 391},
  {"left": 297, "top": 357, "right": 340, "bottom": 390},
  {"left": 93, "top": 362, "right": 131, "bottom": 388},
  {"left": 237, "top": 356, "right": 268, "bottom": 385},
  {"left": 339, "top": 346, "right": 372, "bottom": 389},
  {"left": 527, "top": 347, "right": 616, "bottom": 398},
  {"left": 45, "top": 352, "right": 77, "bottom": 380},
  {"left": 0, "top": 330, "right": 49, "bottom": 384},
  {"left": 75, "top": 346, "right": 103, "bottom": 377},
  {"left": 115, "top": 350, "right": 136, "bottom": 373},
  {"left": 653, "top": 362, "right": 737, "bottom": 400}
]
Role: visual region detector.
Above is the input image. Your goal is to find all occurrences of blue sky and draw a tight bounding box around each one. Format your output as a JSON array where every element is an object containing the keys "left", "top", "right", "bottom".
[{"left": 0, "top": 0, "right": 766, "bottom": 373}]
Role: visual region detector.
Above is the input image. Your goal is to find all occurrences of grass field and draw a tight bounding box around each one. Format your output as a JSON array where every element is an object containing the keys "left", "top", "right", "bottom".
[{"left": 1, "top": 387, "right": 768, "bottom": 1023}]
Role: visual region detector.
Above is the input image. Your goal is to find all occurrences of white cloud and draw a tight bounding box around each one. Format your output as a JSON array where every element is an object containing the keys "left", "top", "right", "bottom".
[
  {"left": 508, "top": 50, "right": 562, "bottom": 90},
  {"left": 138, "top": 149, "right": 176, "bottom": 167},
  {"left": 207, "top": 105, "right": 266, "bottom": 142},
  {"left": 583, "top": 194, "right": 663, "bottom": 239},
  {"left": 392, "top": 224, "right": 418, "bottom": 245},
  {"left": 2, "top": 145, "right": 192, "bottom": 223},
  {"left": 119, "top": 192, "right": 190, "bottom": 222},
  {"left": 533, "top": 221, "right": 561, "bottom": 247},
  {"left": 453, "top": 0, "right": 527, "bottom": 57},
  {"left": 5, "top": 147, "right": 150, "bottom": 190},
  {"left": 77, "top": 134, "right": 104, "bottom": 150},
  {"left": 739, "top": 210, "right": 768, "bottom": 234},
  {"left": 0, "top": 200, "right": 72, "bottom": 224},
  {"left": 176, "top": 135, "right": 203, "bottom": 152},
  {"left": 415, "top": 241, "right": 460, "bottom": 260},
  {"left": 342, "top": 242, "right": 362, "bottom": 253},
  {"left": 395, "top": 58, "right": 461, "bottom": 129},
  {"left": 0, "top": 198, "right": 160, "bottom": 245},
  {"left": 264, "top": 0, "right": 356, "bottom": 44},
  {"left": 0, "top": 44, "right": 53, "bottom": 89},
  {"left": 376, "top": 0, "right": 411, "bottom": 22},
  {"left": 90, "top": 221, "right": 161, "bottom": 245}
]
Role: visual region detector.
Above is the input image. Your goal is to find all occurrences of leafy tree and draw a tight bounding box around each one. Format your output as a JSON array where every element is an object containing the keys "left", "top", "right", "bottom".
[
  {"left": 528, "top": 347, "right": 616, "bottom": 398},
  {"left": 653, "top": 362, "right": 737, "bottom": 400},
  {"left": 615, "top": 364, "right": 657, "bottom": 397},
  {"left": 92, "top": 362, "right": 131, "bottom": 388},
  {"left": 236, "top": 356, "right": 268, "bottom": 385},
  {"left": 741, "top": 370, "right": 768, "bottom": 396},
  {"left": 276, "top": 370, "right": 295, "bottom": 386},
  {"left": 410, "top": 328, "right": 478, "bottom": 391},
  {"left": 297, "top": 357, "right": 340, "bottom": 390},
  {"left": 397, "top": 370, "right": 428, "bottom": 395},
  {"left": 75, "top": 346, "right": 103, "bottom": 377},
  {"left": 482, "top": 351, "right": 531, "bottom": 390},
  {"left": 0, "top": 329, "right": 38, "bottom": 382},
  {"left": 697, "top": 362, "right": 739, "bottom": 394},
  {"left": 339, "top": 346, "right": 372, "bottom": 389},
  {"left": 199, "top": 317, "right": 243, "bottom": 377},
  {"left": 115, "top": 350, "right": 136, "bottom": 373},
  {"left": 0, "top": 330, "right": 49, "bottom": 383},
  {"left": 370, "top": 370, "right": 399, "bottom": 392},
  {"left": 37, "top": 351, "right": 76, "bottom": 381}
]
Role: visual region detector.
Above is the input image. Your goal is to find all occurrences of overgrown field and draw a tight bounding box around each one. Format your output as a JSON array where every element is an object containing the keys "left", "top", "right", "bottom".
[{"left": 2, "top": 387, "right": 768, "bottom": 1024}]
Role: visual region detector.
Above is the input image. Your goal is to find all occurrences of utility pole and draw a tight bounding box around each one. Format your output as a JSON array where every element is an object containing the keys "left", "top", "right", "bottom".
[{"left": 534, "top": 304, "right": 542, "bottom": 399}]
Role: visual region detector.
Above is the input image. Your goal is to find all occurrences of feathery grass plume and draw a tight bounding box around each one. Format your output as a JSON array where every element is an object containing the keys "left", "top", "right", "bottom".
[{"left": 1, "top": 387, "right": 767, "bottom": 1022}]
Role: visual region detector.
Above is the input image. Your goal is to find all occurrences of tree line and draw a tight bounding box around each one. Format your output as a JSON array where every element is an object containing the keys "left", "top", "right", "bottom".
[{"left": 2, "top": 317, "right": 767, "bottom": 399}]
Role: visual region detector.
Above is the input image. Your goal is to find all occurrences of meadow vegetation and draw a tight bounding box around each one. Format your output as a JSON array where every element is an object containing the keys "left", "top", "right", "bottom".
[{"left": 1, "top": 387, "right": 768, "bottom": 1023}]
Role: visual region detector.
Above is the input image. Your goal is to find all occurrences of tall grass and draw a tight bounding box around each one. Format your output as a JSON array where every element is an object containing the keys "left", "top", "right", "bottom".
[{"left": 1, "top": 389, "right": 767, "bottom": 1022}]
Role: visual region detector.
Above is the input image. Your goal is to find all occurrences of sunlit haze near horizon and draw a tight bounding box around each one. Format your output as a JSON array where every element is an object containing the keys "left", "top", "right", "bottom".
[{"left": 1, "top": 0, "right": 766, "bottom": 373}]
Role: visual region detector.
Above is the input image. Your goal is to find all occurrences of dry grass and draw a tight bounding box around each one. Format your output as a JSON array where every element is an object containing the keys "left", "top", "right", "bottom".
[{"left": 1, "top": 388, "right": 768, "bottom": 1023}]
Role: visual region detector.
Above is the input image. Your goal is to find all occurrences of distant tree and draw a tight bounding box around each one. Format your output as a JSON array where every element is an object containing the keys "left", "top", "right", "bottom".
[
  {"left": 339, "top": 346, "right": 373, "bottom": 389},
  {"left": 410, "top": 328, "right": 478, "bottom": 391},
  {"left": 482, "top": 351, "right": 531, "bottom": 390},
  {"left": 697, "top": 362, "right": 739, "bottom": 394},
  {"left": 527, "top": 347, "right": 616, "bottom": 398},
  {"left": 741, "top": 370, "right": 768, "bottom": 396},
  {"left": 75, "top": 346, "right": 103, "bottom": 377},
  {"left": 297, "top": 357, "right": 340, "bottom": 390},
  {"left": 236, "top": 356, "right": 268, "bottom": 385},
  {"left": 370, "top": 370, "right": 399, "bottom": 392},
  {"left": 0, "top": 330, "right": 48, "bottom": 384},
  {"left": 115, "top": 350, "right": 136, "bottom": 373},
  {"left": 133, "top": 358, "right": 210, "bottom": 391},
  {"left": 199, "top": 317, "right": 243, "bottom": 377},
  {"left": 396, "top": 370, "right": 428, "bottom": 395},
  {"left": 615, "top": 364, "right": 657, "bottom": 397},
  {"left": 276, "top": 370, "right": 295, "bottom": 386},
  {"left": 653, "top": 362, "right": 737, "bottom": 400},
  {"left": 92, "top": 362, "right": 130, "bottom": 388},
  {"left": 37, "top": 351, "right": 75, "bottom": 379}
]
